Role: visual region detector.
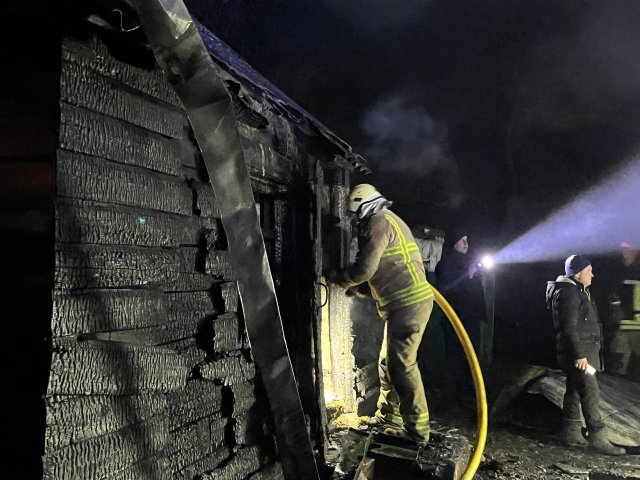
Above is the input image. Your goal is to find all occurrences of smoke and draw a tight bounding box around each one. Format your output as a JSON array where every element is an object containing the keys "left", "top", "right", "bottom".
[
  {"left": 318, "top": 0, "right": 429, "bottom": 34},
  {"left": 494, "top": 156, "right": 640, "bottom": 265},
  {"left": 360, "top": 96, "right": 453, "bottom": 173}
]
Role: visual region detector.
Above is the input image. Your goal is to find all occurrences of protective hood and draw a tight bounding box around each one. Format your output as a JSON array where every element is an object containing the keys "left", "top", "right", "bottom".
[{"left": 358, "top": 195, "right": 392, "bottom": 220}]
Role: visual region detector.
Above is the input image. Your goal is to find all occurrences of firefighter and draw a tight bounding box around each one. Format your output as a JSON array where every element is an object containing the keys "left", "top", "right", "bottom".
[{"left": 333, "top": 183, "right": 434, "bottom": 444}]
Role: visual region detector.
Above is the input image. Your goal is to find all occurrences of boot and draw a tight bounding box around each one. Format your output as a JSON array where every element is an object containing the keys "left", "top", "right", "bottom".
[
  {"left": 588, "top": 428, "right": 625, "bottom": 455},
  {"left": 560, "top": 420, "right": 587, "bottom": 447}
]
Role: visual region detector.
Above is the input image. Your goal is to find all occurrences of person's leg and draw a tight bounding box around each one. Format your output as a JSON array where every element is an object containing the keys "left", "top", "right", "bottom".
[
  {"left": 385, "top": 299, "right": 433, "bottom": 442},
  {"left": 375, "top": 322, "right": 403, "bottom": 428},
  {"left": 560, "top": 370, "right": 587, "bottom": 446},
  {"left": 576, "top": 372, "right": 624, "bottom": 455}
]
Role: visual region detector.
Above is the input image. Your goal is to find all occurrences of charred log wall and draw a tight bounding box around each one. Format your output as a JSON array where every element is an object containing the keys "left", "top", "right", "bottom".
[{"left": 43, "top": 35, "right": 283, "bottom": 479}]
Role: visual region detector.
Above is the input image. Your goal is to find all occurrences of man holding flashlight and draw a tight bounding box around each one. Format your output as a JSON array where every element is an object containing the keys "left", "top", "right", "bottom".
[{"left": 546, "top": 255, "right": 624, "bottom": 455}]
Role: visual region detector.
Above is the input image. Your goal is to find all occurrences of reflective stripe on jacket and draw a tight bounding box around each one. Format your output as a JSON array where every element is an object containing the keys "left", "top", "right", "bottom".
[{"left": 341, "top": 209, "right": 433, "bottom": 311}]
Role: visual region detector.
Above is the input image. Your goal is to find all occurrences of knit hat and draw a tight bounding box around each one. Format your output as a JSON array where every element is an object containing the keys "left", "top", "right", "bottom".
[
  {"left": 445, "top": 228, "right": 467, "bottom": 248},
  {"left": 565, "top": 255, "right": 591, "bottom": 276}
]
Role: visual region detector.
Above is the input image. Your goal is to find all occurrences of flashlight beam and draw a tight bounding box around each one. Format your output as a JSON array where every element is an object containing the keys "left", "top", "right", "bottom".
[{"left": 494, "top": 157, "right": 640, "bottom": 265}]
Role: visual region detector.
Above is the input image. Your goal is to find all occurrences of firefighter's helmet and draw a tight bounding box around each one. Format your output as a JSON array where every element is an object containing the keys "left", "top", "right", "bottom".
[{"left": 348, "top": 183, "right": 380, "bottom": 213}]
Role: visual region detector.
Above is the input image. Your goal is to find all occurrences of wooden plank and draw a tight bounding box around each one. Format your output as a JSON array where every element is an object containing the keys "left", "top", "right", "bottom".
[
  {"left": 59, "top": 103, "right": 183, "bottom": 176},
  {"left": 42, "top": 415, "right": 170, "bottom": 480},
  {"left": 52, "top": 289, "right": 168, "bottom": 337},
  {"left": 54, "top": 244, "right": 179, "bottom": 290},
  {"left": 62, "top": 36, "right": 182, "bottom": 107},
  {"left": 61, "top": 60, "right": 186, "bottom": 139},
  {"left": 47, "top": 339, "right": 188, "bottom": 395},
  {"left": 44, "top": 394, "right": 167, "bottom": 452},
  {"left": 55, "top": 198, "right": 199, "bottom": 248},
  {"left": 57, "top": 150, "right": 191, "bottom": 215}
]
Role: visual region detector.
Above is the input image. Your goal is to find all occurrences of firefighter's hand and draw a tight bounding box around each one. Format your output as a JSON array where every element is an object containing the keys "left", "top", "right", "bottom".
[
  {"left": 575, "top": 358, "right": 588, "bottom": 371},
  {"left": 345, "top": 286, "right": 358, "bottom": 297}
]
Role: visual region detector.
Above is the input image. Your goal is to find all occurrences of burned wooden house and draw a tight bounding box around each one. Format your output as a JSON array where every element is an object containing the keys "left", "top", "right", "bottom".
[{"left": 2, "top": 2, "right": 369, "bottom": 479}]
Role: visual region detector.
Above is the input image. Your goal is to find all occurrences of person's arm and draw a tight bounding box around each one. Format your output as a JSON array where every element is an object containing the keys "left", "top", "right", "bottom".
[
  {"left": 555, "top": 288, "right": 587, "bottom": 364},
  {"left": 338, "top": 215, "right": 389, "bottom": 288}
]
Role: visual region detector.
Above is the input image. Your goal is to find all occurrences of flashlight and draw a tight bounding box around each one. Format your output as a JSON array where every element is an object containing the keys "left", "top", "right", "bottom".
[{"left": 477, "top": 254, "right": 495, "bottom": 270}]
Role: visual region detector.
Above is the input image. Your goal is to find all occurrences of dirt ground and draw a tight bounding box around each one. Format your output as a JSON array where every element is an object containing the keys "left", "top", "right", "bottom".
[{"left": 327, "top": 359, "right": 640, "bottom": 479}]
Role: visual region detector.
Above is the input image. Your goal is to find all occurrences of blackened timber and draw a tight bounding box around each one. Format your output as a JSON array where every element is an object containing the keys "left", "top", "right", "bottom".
[
  {"left": 192, "top": 180, "right": 221, "bottom": 218},
  {"left": 54, "top": 244, "right": 179, "bottom": 290},
  {"left": 103, "top": 455, "right": 172, "bottom": 480},
  {"left": 220, "top": 282, "right": 239, "bottom": 313},
  {"left": 60, "top": 103, "right": 183, "bottom": 176},
  {"left": 201, "top": 445, "right": 264, "bottom": 480},
  {"left": 47, "top": 340, "right": 187, "bottom": 395},
  {"left": 247, "top": 462, "right": 285, "bottom": 480},
  {"left": 62, "top": 36, "right": 182, "bottom": 108},
  {"left": 41, "top": 415, "right": 170, "bottom": 480},
  {"left": 55, "top": 198, "right": 202, "bottom": 248},
  {"left": 44, "top": 394, "right": 167, "bottom": 452},
  {"left": 52, "top": 289, "right": 167, "bottom": 337},
  {"left": 212, "top": 313, "right": 243, "bottom": 352},
  {"left": 131, "top": 2, "right": 320, "bottom": 478},
  {"left": 168, "top": 414, "right": 228, "bottom": 473},
  {"left": 172, "top": 448, "right": 229, "bottom": 480},
  {"left": 57, "top": 151, "right": 191, "bottom": 215},
  {"left": 200, "top": 355, "right": 255, "bottom": 385},
  {"left": 61, "top": 61, "right": 185, "bottom": 139},
  {"left": 167, "top": 381, "right": 224, "bottom": 429},
  {"left": 232, "top": 380, "right": 257, "bottom": 416},
  {"left": 206, "top": 248, "right": 234, "bottom": 279}
]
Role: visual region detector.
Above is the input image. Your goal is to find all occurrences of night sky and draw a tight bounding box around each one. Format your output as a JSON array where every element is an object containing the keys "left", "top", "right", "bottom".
[{"left": 186, "top": 0, "right": 640, "bottom": 248}]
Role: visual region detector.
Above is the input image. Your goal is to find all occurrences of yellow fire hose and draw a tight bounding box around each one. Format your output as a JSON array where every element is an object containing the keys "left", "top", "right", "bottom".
[{"left": 432, "top": 286, "right": 488, "bottom": 480}]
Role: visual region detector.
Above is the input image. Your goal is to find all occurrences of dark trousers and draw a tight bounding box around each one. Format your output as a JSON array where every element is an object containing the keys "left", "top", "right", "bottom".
[
  {"left": 562, "top": 368, "right": 604, "bottom": 431},
  {"left": 443, "top": 319, "right": 481, "bottom": 406}
]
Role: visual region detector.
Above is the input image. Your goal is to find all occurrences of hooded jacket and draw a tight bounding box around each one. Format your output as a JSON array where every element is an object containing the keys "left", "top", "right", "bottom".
[
  {"left": 339, "top": 208, "right": 433, "bottom": 312},
  {"left": 546, "top": 275, "right": 603, "bottom": 370}
]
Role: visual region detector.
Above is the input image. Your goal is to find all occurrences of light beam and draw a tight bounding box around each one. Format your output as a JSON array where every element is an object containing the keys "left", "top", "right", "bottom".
[{"left": 494, "top": 157, "right": 640, "bottom": 265}]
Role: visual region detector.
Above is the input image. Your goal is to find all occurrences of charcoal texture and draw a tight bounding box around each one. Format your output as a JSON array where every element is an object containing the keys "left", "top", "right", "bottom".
[
  {"left": 47, "top": 340, "right": 188, "bottom": 395},
  {"left": 45, "top": 33, "right": 284, "bottom": 480},
  {"left": 60, "top": 103, "right": 183, "bottom": 176},
  {"left": 201, "top": 446, "right": 264, "bottom": 480},
  {"left": 42, "top": 415, "right": 170, "bottom": 480},
  {"left": 57, "top": 151, "right": 191, "bottom": 215},
  {"left": 54, "top": 244, "right": 179, "bottom": 290},
  {"left": 52, "top": 289, "right": 168, "bottom": 337},
  {"left": 56, "top": 198, "right": 189, "bottom": 247},
  {"left": 61, "top": 61, "right": 185, "bottom": 139},
  {"left": 62, "top": 37, "right": 182, "bottom": 107},
  {"left": 44, "top": 394, "right": 167, "bottom": 452},
  {"left": 200, "top": 355, "right": 256, "bottom": 385}
]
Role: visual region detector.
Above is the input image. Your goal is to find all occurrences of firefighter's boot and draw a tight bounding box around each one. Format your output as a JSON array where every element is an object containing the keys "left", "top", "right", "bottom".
[
  {"left": 588, "top": 428, "right": 625, "bottom": 455},
  {"left": 560, "top": 420, "right": 587, "bottom": 447}
]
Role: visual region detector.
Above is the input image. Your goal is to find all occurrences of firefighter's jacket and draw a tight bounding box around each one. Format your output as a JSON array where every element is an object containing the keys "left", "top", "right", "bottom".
[
  {"left": 339, "top": 209, "right": 434, "bottom": 312},
  {"left": 546, "top": 275, "right": 603, "bottom": 370}
]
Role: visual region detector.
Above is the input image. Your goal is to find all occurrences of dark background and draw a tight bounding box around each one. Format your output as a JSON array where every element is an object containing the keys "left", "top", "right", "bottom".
[{"left": 185, "top": 0, "right": 640, "bottom": 365}]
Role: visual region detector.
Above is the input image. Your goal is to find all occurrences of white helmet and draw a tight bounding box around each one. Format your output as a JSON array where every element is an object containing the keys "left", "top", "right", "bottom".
[{"left": 348, "top": 183, "right": 381, "bottom": 213}]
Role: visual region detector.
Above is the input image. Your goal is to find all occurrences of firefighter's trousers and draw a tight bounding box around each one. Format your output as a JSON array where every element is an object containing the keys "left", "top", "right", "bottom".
[{"left": 375, "top": 299, "right": 433, "bottom": 441}]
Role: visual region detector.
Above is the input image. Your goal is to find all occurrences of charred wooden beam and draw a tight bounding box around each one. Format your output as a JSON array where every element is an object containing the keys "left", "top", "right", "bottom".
[
  {"left": 57, "top": 150, "right": 191, "bottom": 214},
  {"left": 47, "top": 339, "right": 188, "bottom": 395},
  {"left": 130, "top": 2, "right": 320, "bottom": 477}
]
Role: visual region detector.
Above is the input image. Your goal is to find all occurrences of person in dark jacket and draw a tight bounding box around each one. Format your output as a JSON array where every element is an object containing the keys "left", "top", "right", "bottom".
[
  {"left": 435, "top": 229, "right": 486, "bottom": 408},
  {"left": 546, "top": 255, "right": 625, "bottom": 455}
]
